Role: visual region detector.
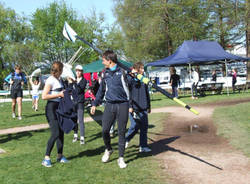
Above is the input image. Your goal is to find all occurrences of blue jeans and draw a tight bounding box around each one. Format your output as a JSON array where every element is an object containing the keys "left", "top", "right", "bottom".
[
  {"left": 172, "top": 86, "right": 178, "bottom": 98},
  {"left": 191, "top": 82, "right": 198, "bottom": 97},
  {"left": 126, "top": 111, "right": 149, "bottom": 147}
]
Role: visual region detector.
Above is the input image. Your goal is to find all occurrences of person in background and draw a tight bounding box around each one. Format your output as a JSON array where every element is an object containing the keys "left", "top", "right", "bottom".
[
  {"left": 211, "top": 70, "right": 217, "bottom": 82},
  {"left": 84, "top": 87, "right": 96, "bottom": 108},
  {"left": 169, "top": 68, "right": 180, "bottom": 98},
  {"left": 125, "top": 62, "right": 151, "bottom": 153},
  {"left": 191, "top": 68, "right": 199, "bottom": 99},
  {"left": 41, "top": 61, "right": 68, "bottom": 167},
  {"left": 69, "top": 65, "right": 87, "bottom": 145},
  {"left": 90, "top": 50, "right": 132, "bottom": 169},
  {"left": 29, "top": 76, "right": 41, "bottom": 111},
  {"left": 211, "top": 70, "right": 217, "bottom": 94},
  {"left": 5, "top": 65, "right": 27, "bottom": 120},
  {"left": 232, "top": 68, "right": 237, "bottom": 93}
]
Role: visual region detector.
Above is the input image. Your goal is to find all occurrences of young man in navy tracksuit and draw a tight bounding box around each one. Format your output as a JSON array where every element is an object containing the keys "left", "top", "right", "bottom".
[
  {"left": 125, "top": 62, "right": 151, "bottom": 152},
  {"left": 91, "top": 50, "right": 132, "bottom": 169}
]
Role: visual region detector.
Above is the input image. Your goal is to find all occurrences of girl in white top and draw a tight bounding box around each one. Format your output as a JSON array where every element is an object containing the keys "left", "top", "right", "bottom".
[
  {"left": 191, "top": 68, "right": 199, "bottom": 99},
  {"left": 29, "top": 77, "right": 41, "bottom": 111},
  {"left": 41, "top": 61, "right": 68, "bottom": 168}
]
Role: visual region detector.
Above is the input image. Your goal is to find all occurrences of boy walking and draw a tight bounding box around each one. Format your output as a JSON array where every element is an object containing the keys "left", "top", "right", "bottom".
[
  {"left": 90, "top": 50, "right": 132, "bottom": 168},
  {"left": 125, "top": 62, "right": 151, "bottom": 152}
]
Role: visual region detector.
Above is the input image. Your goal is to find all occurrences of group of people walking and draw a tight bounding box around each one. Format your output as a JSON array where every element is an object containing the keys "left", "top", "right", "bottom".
[
  {"left": 4, "top": 50, "right": 239, "bottom": 170},
  {"left": 40, "top": 50, "right": 151, "bottom": 169}
]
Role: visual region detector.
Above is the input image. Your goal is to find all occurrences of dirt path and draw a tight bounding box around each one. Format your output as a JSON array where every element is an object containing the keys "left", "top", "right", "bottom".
[{"left": 150, "top": 99, "right": 250, "bottom": 184}]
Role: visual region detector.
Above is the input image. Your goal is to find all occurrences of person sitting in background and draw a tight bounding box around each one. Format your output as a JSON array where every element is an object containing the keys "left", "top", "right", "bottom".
[
  {"left": 211, "top": 70, "right": 217, "bottom": 82},
  {"left": 84, "top": 87, "right": 96, "bottom": 108},
  {"left": 29, "top": 76, "right": 41, "bottom": 111}
]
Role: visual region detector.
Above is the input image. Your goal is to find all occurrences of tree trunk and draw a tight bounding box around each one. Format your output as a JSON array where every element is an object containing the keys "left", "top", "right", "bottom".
[
  {"left": 164, "top": 0, "right": 173, "bottom": 55},
  {"left": 246, "top": 0, "right": 250, "bottom": 80}
]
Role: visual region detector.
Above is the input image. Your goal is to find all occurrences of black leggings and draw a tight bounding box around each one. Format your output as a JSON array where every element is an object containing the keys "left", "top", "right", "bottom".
[
  {"left": 45, "top": 101, "right": 64, "bottom": 156},
  {"left": 102, "top": 102, "right": 129, "bottom": 157}
]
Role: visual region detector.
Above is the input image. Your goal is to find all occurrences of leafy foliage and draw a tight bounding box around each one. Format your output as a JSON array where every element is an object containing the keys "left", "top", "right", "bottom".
[{"left": 113, "top": 0, "right": 247, "bottom": 62}]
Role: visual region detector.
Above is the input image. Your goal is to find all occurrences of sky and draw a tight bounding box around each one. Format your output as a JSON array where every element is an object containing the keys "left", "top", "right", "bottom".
[{"left": 0, "top": 0, "right": 116, "bottom": 25}]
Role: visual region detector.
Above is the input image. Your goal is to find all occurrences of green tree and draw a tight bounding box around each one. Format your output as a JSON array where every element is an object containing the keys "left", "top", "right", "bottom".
[
  {"left": 246, "top": 0, "right": 250, "bottom": 80},
  {"left": 206, "top": 0, "right": 246, "bottom": 49},
  {"left": 31, "top": 1, "right": 107, "bottom": 65},
  {"left": 113, "top": 0, "right": 209, "bottom": 62},
  {"left": 0, "top": 3, "right": 32, "bottom": 89}
]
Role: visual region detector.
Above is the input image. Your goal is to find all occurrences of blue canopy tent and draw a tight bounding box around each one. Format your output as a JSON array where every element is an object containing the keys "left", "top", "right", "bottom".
[
  {"left": 146, "top": 40, "right": 250, "bottom": 95},
  {"left": 147, "top": 40, "right": 249, "bottom": 67}
]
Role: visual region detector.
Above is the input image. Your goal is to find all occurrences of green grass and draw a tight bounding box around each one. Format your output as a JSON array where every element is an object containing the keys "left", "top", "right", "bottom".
[
  {"left": 0, "top": 100, "right": 47, "bottom": 129},
  {"left": 213, "top": 102, "right": 250, "bottom": 157},
  {"left": 0, "top": 113, "right": 168, "bottom": 184},
  {"left": 1, "top": 90, "right": 250, "bottom": 129}
]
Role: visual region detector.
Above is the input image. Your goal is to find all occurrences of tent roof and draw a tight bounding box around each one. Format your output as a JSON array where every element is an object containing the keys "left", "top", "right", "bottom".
[
  {"left": 147, "top": 40, "right": 250, "bottom": 67},
  {"left": 82, "top": 59, "right": 132, "bottom": 73}
]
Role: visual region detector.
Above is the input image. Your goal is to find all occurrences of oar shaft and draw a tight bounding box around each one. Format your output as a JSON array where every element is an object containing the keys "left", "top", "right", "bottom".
[{"left": 75, "top": 36, "right": 199, "bottom": 115}]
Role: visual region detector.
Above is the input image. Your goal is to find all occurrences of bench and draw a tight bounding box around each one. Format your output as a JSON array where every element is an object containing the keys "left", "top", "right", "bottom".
[{"left": 198, "top": 82, "right": 224, "bottom": 97}]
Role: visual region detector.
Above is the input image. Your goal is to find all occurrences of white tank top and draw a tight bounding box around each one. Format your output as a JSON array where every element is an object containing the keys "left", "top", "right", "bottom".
[
  {"left": 31, "top": 84, "right": 40, "bottom": 96},
  {"left": 45, "top": 76, "right": 63, "bottom": 102}
]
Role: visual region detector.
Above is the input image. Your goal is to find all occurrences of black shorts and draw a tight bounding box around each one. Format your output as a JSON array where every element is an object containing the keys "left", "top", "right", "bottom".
[{"left": 11, "top": 89, "right": 23, "bottom": 99}]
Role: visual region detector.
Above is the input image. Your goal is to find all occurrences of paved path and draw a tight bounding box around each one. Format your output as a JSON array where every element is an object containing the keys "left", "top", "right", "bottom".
[
  {"left": 0, "top": 98, "right": 32, "bottom": 103},
  {"left": 0, "top": 116, "right": 102, "bottom": 135},
  {"left": 0, "top": 105, "right": 185, "bottom": 135}
]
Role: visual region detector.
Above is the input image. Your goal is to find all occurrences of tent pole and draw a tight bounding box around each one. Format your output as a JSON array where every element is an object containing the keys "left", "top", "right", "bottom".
[
  {"left": 189, "top": 64, "right": 191, "bottom": 81},
  {"left": 225, "top": 60, "right": 229, "bottom": 96},
  {"left": 189, "top": 64, "right": 192, "bottom": 95}
]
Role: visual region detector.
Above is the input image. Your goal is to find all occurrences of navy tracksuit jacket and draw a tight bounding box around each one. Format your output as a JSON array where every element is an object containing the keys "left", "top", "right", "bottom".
[
  {"left": 92, "top": 65, "right": 132, "bottom": 157},
  {"left": 129, "top": 79, "right": 151, "bottom": 112},
  {"left": 92, "top": 66, "right": 132, "bottom": 106}
]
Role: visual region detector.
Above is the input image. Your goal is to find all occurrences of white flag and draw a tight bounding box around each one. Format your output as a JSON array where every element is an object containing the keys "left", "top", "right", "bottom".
[
  {"left": 31, "top": 68, "right": 41, "bottom": 77},
  {"left": 63, "top": 22, "right": 77, "bottom": 42},
  {"left": 61, "top": 63, "right": 76, "bottom": 80}
]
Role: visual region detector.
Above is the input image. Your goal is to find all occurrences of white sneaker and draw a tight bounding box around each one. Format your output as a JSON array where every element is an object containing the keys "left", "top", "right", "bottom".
[
  {"left": 125, "top": 141, "right": 129, "bottom": 149},
  {"left": 139, "top": 147, "right": 151, "bottom": 153},
  {"left": 117, "top": 157, "right": 127, "bottom": 169},
  {"left": 18, "top": 116, "right": 22, "bottom": 120},
  {"left": 12, "top": 113, "right": 16, "bottom": 118},
  {"left": 80, "top": 137, "right": 85, "bottom": 145},
  {"left": 72, "top": 135, "right": 78, "bottom": 143},
  {"left": 72, "top": 137, "right": 77, "bottom": 143},
  {"left": 102, "top": 149, "right": 113, "bottom": 163}
]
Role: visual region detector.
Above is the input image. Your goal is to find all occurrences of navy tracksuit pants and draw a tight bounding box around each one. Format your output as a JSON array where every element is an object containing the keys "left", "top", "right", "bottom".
[{"left": 102, "top": 102, "right": 129, "bottom": 157}]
